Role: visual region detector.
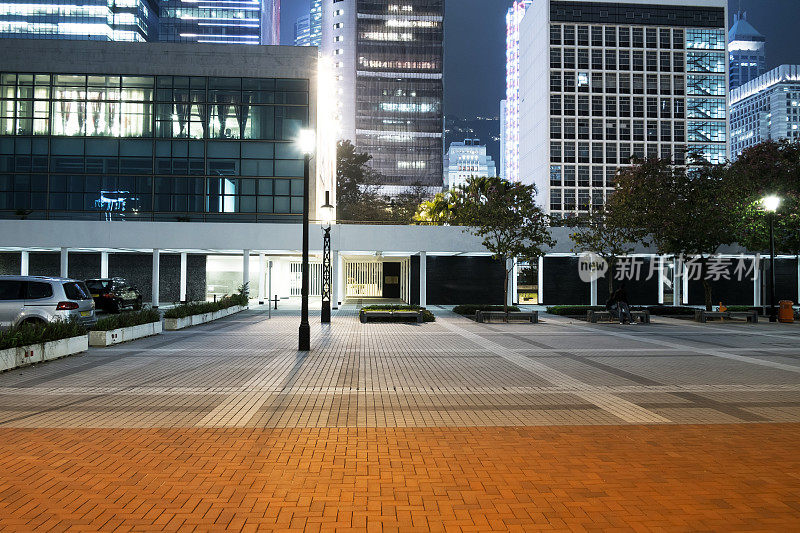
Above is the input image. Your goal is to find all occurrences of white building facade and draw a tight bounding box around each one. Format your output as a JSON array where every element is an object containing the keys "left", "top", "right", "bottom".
[
  {"left": 504, "top": 0, "right": 533, "bottom": 184},
  {"left": 519, "top": 0, "right": 728, "bottom": 219},
  {"left": 730, "top": 65, "right": 800, "bottom": 159},
  {"left": 444, "top": 139, "right": 497, "bottom": 190}
]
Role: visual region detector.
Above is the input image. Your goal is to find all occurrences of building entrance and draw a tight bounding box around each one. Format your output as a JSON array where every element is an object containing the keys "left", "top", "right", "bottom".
[{"left": 382, "top": 262, "right": 401, "bottom": 299}]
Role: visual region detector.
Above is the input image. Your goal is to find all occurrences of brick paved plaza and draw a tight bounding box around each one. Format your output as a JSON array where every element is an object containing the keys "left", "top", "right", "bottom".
[{"left": 1, "top": 307, "right": 799, "bottom": 530}]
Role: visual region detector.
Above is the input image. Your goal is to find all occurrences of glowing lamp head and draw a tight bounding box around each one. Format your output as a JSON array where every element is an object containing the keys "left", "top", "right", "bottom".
[
  {"left": 320, "top": 190, "right": 335, "bottom": 226},
  {"left": 297, "top": 129, "right": 316, "bottom": 155},
  {"left": 761, "top": 195, "right": 781, "bottom": 213}
]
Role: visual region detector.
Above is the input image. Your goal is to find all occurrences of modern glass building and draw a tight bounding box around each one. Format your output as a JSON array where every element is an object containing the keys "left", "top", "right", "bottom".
[
  {"left": 518, "top": 0, "right": 728, "bottom": 219},
  {"left": 158, "top": 0, "right": 280, "bottom": 45},
  {"left": 0, "top": 0, "right": 159, "bottom": 41},
  {"left": 0, "top": 39, "right": 316, "bottom": 222},
  {"left": 294, "top": 14, "right": 310, "bottom": 46},
  {"left": 728, "top": 12, "right": 766, "bottom": 91}
]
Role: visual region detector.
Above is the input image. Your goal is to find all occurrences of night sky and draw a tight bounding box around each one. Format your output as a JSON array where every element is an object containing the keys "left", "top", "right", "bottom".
[{"left": 280, "top": 0, "right": 800, "bottom": 119}]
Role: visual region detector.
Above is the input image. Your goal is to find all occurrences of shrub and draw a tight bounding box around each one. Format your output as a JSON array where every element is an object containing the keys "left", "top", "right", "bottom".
[
  {"left": 452, "top": 304, "right": 521, "bottom": 316},
  {"left": 163, "top": 294, "right": 247, "bottom": 319},
  {"left": 546, "top": 305, "right": 605, "bottom": 316},
  {"left": 644, "top": 306, "right": 698, "bottom": 316},
  {"left": 93, "top": 308, "right": 161, "bottom": 331},
  {"left": 725, "top": 305, "right": 758, "bottom": 313},
  {"left": 0, "top": 320, "right": 86, "bottom": 351},
  {"left": 360, "top": 304, "right": 435, "bottom": 322}
]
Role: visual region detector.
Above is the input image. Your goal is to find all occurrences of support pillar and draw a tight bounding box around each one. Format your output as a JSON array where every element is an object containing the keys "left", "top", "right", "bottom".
[
  {"left": 20, "top": 251, "right": 29, "bottom": 276},
  {"left": 419, "top": 251, "right": 427, "bottom": 308},
  {"left": 60, "top": 247, "right": 68, "bottom": 278},
  {"left": 754, "top": 254, "right": 762, "bottom": 307},
  {"left": 538, "top": 256, "right": 544, "bottom": 305},
  {"left": 590, "top": 276, "right": 598, "bottom": 306},
  {"left": 657, "top": 255, "right": 665, "bottom": 305},
  {"left": 180, "top": 252, "right": 187, "bottom": 303},
  {"left": 672, "top": 256, "right": 681, "bottom": 307},
  {"left": 506, "top": 258, "right": 514, "bottom": 307},
  {"left": 243, "top": 249, "right": 250, "bottom": 299},
  {"left": 331, "top": 249, "right": 338, "bottom": 309},
  {"left": 101, "top": 251, "right": 109, "bottom": 278},
  {"left": 682, "top": 258, "right": 689, "bottom": 305},
  {"left": 152, "top": 249, "right": 160, "bottom": 309},
  {"left": 258, "top": 253, "right": 266, "bottom": 305},
  {"left": 337, "top": 253, "right": 345, "bottom": 306}
]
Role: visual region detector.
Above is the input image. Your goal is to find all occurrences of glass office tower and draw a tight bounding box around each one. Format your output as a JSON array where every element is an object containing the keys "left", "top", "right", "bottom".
[
  {"left": 158, "top": 0, "right": 280, "bottom": 45},
  {"left": 0, "top": 0, "right": 159, "bottom": 41},
  {"left": 728, "top": 12, "right": 766, "bottom": 90}
]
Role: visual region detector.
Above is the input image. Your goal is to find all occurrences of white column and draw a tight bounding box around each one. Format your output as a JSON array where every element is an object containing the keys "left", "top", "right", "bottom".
[
  {"left": 152, "top": 249, "right": 160, "bottom": 308},
  {"left": 20, "top": 251, "right": 29, "bottom": 276},
  {"left": 59, "top": 247, "right": 68, "bottom": 278},
  {"left": 331, "top": 249, "right": 338, "bottom": 309},
  {"left": 590, "top": 276, "right": 598, "bottom": 306},
  {"left": 419, "top": 251, "right": 427, "bottom": 308},
  {"left": 796, "top": 255, "right": 799, "bottom": 306},
  {"left": 512, "top": 260, "right": 519, "bottom": 305},
  {"left": 337, "top": 253, "right": 345, "bottom": 305},
  {"left": 180, "top": 252, "right": 188, "bottom": 303},
  {"left": 101, "top": 251, "right": 109, "bottom": 278},
  {"left": 258, "top": 253, "right": 266, "bottom": 304},
  {"left": 657, "top": 255, "right": 665, "bottom": 305},
  {"left": 538, "top": 256, "right": 544, "bottom": 305},
  {"left": 506, "top": 257, "right": 514, "bottom": 307},
  {"left": 754, "top": 254, "right": 761, "bottom": 307},
  {"left": 242, "top": 250, "right": 250, "bottom": 299},
  {"left": 681, "top": 258, "right": 689, "bottom": 305},
  {"left": 672, "top": 256, "right": 681, "bottom": 307}
]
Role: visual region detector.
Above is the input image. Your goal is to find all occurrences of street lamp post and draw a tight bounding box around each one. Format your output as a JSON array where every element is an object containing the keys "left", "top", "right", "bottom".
[
  {"left": 762, "top": 195, "right": 781, "bottom": 323},
  {"left": 320, "top": 191, "right": 335, "bottom": 324},
  {"left": 298, "top": 129, "right": 315, "bottom": 351}
]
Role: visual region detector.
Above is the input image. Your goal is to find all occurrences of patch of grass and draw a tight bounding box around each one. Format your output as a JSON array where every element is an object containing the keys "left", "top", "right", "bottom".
[
  {"left": 163, "top": 294, "right": 248, "bottom": 320},
  {"left": 0, "top": 320, "right": 86, "bottom": 351},
  {"left": 93, "top": 308, "right": 161, "bottom": 331},
  {"left": 360, "top": 304, "right": 435, "bottom": 322},
  {"left": 452, "top": 304, "right": 521, "bottom": 316}
]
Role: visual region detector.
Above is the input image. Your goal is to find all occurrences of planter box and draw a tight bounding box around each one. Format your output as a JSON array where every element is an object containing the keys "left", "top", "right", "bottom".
[
  {"left": 89, "top": 321, "right": 162, "bottom": 347},
  {"left": 0, "top": 335, "right": 89, "bottom": 373},
  {"left": 164, "top": 305, "right": 246, "bottom": 331}
]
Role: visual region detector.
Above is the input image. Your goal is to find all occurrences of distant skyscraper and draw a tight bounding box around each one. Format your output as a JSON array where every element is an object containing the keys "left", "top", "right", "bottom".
[
  {"left": 444, "top": 139, "right": 497, "bottom": 190},
  {"left": 159, "top": 0, "right": 280, "bottom": 45},
  {"left": 730, "top": 65, "right": 800, "bottom": 158},
  {"left": 0, "top": 0, "right": 159, "bottom": 41},
  {"left": 728, "top": 12, "right": 766, "bottom": 90},
  {"left": 295, "top": 14, "right": 311, "bottom": 46},
  {"left": 309, "top": 0, "right": 322, "bottom": 46},
  {"left": 500, "top": 100, "right": 508, "bottom": 181},
  {"left": 504, "top": 0, "right": 533, "bottom": 184},
  {"left": 322, "top": 0, "right": 444, "bottom": 193}
]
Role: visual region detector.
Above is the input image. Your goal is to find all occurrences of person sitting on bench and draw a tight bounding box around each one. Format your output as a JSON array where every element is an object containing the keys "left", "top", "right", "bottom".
[{"left": 606, "top": 284, "right": 634, "bottom": 324}]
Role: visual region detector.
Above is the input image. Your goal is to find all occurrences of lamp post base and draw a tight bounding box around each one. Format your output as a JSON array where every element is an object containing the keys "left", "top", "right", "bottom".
[
  {"left": 321, "top": 301, "right": 331, "bottom": 323},
  {"left": 299, "top": 323, "right": 310, "bottom": 351}
]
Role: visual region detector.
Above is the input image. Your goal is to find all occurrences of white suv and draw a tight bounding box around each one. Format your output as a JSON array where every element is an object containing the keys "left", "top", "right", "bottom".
[{"left": 0, "top": 276, "right": 96, "bottom": 329}]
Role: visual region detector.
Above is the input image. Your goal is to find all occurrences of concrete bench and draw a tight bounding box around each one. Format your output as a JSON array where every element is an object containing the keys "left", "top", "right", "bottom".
[
  {"left": 475, "top": 310, "right": 538, "bottom": 324},
  {"left": 587, "top": 309, "right": 650, "bottom": 324},
  {"left": 359, "top": 310, "right": 423, "bottom": 323},
  {"left": 694, "top": 310, "right": 758, "bottom": 323}
]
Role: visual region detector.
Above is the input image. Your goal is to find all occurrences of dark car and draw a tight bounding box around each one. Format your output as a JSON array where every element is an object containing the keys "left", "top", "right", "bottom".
[{"left": 85, "top": 278, "right": 143, "bottom": 313}]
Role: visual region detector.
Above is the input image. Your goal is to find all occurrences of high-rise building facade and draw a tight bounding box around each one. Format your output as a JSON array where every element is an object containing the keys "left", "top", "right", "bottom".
[
  {"left": 295, "top": 0, "right": 322, "bottom": 47},
  {"left": 294, "top": 14, "right": 311, "bottom": 46},
  {"left": 444, "top": 139, "right": 497, "bottom": 190},
  {"left": 159, "top": 0, "right": 280, "bottom": 45},
  {"left": 322, "top": 0, "right": 444, "bottom": 193},
  {"left": 728, "top": 12, "right": 766, "bottom": 90},
  {"left": 499, "top": 99, "right": 507, "bottom": 180},
  {"left": 730, "top": 65, "right": 800, "bottom": 158},
  {"left": 519, "top": 0, "right": 728, "bottom": 219},
  {"left": 505, "top": 0, "right": 532, "bottom": 184},
  {"left": 0, "top": 0, "right": 159, "bottom": 41}
]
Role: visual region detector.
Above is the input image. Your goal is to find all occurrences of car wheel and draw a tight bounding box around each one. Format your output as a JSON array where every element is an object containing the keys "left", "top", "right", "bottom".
[{"left": 21, "top": 318, "right": 46, "bottom": 328}]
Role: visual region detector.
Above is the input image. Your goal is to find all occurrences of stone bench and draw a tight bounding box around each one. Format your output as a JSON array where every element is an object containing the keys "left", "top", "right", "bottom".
[
  {"left": 694, "top": 310, "right": 758, "bottom": 323},
  {"left": 587, "top": 309, "right": 650, "bottom": 324},
  {"left": 359, "top": 310, "right": 423, "bottom": 323},
  {"left": 475, "top": 310, "right": 539, "bottom": 324}
]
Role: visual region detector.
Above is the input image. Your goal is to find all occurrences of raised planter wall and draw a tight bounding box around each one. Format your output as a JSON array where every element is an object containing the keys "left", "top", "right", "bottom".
[
  {"left": 0, "top": 335, "right": 89, "bottom": 372},
  {"left": 164, "top": 305, "right": 246, "bottom": 331},
  {"left": 89, "top": 321, "right": 163, "bottom": 347}
]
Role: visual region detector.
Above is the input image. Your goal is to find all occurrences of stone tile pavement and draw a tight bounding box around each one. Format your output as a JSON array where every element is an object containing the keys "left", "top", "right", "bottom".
[{"left": 0, "top": 306, "right": 799, "bottom": 530}]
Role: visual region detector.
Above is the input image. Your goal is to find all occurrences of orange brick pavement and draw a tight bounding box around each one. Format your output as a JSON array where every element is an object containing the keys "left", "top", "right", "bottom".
[{"left": 1, "top": 424, "right": 799, "bottom": 531}]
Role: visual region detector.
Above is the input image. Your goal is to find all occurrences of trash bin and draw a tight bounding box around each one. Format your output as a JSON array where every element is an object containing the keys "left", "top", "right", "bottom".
[{"left": 778, "top": 300, "right": 794, "bottom": 324}]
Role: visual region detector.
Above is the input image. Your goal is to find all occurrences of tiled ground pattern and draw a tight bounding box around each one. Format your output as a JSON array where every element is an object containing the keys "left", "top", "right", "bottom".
[{"left": 0, "top": 307, "right": 799, "bottom": 530}]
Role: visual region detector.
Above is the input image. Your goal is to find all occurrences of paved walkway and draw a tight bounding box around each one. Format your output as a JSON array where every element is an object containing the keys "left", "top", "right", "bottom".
[{"left": 0, "top": 307, "right": 799, "bottom": 530}]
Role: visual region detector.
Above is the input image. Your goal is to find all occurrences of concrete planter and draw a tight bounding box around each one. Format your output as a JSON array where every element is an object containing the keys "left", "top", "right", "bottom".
[
  {"left": 164, "top": 305, "right": 246, "bottom": 331},
  {"left": 0, "top": 335, "right": 89, "bottom": 373},
  {"left": 89, "top": 321, "right": 162, "bottom": 347}
]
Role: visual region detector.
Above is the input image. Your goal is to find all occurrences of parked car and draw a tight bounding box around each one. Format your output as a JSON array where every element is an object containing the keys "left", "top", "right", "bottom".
[
  {"left": 85, "top": 278, "right": 143, "bottom": 313},
  {"left": 0, "top": 276, "right": 96, "bottom": 329}
]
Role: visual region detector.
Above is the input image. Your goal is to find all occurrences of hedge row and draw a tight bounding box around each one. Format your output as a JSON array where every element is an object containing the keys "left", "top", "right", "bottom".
[
  {"left": 361, "top": 305, "right": 435, "bottom": 322},
  {"left": 163, "top": 294, "right": 248, "bottom": 319},
  {"left": 546, "top": 305, "right": 704, "bottom": 316},
  {"left": 93, "top": 308, "right": 161, "bottom": 331},
  {"left": 0, "top": 320, "right": 86, "bottom": 351},
  {"left": 452, "top": 304, "right": 521, "bottom": 316}
]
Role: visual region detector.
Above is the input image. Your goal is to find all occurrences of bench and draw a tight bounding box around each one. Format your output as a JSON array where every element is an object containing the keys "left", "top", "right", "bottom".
[
  {"left": 587, "top": 309, "right": 650, "bottom": 324},
  {"left": 694, "top": 310, "right": 758, "bottom": 323},
  {"left": 475, "top": 310, "right": 538, "bottom": 324},
  {"left": 359, "top": 310, "right": 423, "bottom": 323}
]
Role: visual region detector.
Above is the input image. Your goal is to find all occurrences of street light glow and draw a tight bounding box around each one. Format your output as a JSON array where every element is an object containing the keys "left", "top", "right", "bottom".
[
  {"left": 762, "top": 195, "right": 781, "bottom": 212},
  {"left": 297, "top": 129, "right": 316, "bottom": 155}
]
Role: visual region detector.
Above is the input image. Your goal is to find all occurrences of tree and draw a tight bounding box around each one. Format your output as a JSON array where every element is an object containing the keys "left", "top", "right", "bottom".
[
  {"left": 388, "top": 182, "right": 434, "bottom": 224},
  {"left": 335, "top": 140, "right": 387, "bottom": 222},
  {"left": 417, "top": 177, "right": 554, "bottom": 314},
  {"left": 612, "top": 158, "right": 738, "bottom": 310},
  {"left": 569, "top": 204, "right": 645, "bottom": 297}
]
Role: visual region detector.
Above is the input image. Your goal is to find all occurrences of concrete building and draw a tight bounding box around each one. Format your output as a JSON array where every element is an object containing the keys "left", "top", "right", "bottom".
[
  {"left": 159, "top": 0, "right": 280, "bottom": 45},
  {"left": 444, "top": 139, "right": 497, "bottom": 190},
  {"left": 321, "top": 0, "right": 444, "bottom": 193},
  {"left": 728, "top": 11, "right": 766, "bottom": 91},
  {"left": 730, "top": 65, "right": 800, "bottom": 158},
  {"left": 0, "top": 0, "right": 159, "bottom": 41},
  {"left": 518, "top": 0, "right": 728, "bottom": 219}
]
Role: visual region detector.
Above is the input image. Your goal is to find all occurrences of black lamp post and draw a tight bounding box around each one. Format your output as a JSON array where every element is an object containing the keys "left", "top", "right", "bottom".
[
  {"left": 298, "top": 130, "right": 315, "bottom": 351},
  {"left": 321, "top": 191, "right": 335, "bottom": 323},
  {"left": 762, "top": 195, "right": 780, "bottom": 323}
]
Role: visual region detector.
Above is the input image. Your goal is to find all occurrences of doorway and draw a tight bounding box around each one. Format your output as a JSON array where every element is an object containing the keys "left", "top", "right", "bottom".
[{"left": 382, "top": 262, "right": 401, "bottom": 299}]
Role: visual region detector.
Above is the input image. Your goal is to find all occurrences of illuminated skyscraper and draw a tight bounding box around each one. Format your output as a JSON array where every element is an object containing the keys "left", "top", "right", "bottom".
[
  {"left": 729, "top": 12, "right": 766, "bottom": 90},
  {"left": 0, "top": 0, "right": 159, "bottom": 41},
  {"left": 322, "top": 0, "right": 444, "bottom": 193},
  {"left": 504, "top": 0, "right": 532, "bottom": 184},
  {"left": 294, "top": 14, "right": 310, "bottom": 46},
  {"left": 159, "top": 0, "right": 280, "bottom": 45},
  {"left": 309, "top": 0, "right": 322, "bottom": 47}
]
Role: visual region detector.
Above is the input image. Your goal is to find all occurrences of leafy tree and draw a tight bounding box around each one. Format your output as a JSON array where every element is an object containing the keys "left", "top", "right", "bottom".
[
  {"left": 612, "top": 158, "right": 738, "bottom": 310},
  {"left": 387, "top": 183, "right": 434, "bottom": 224},
  {"left": 335, "top": 140, "right": 387, "bottom": 222}
]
